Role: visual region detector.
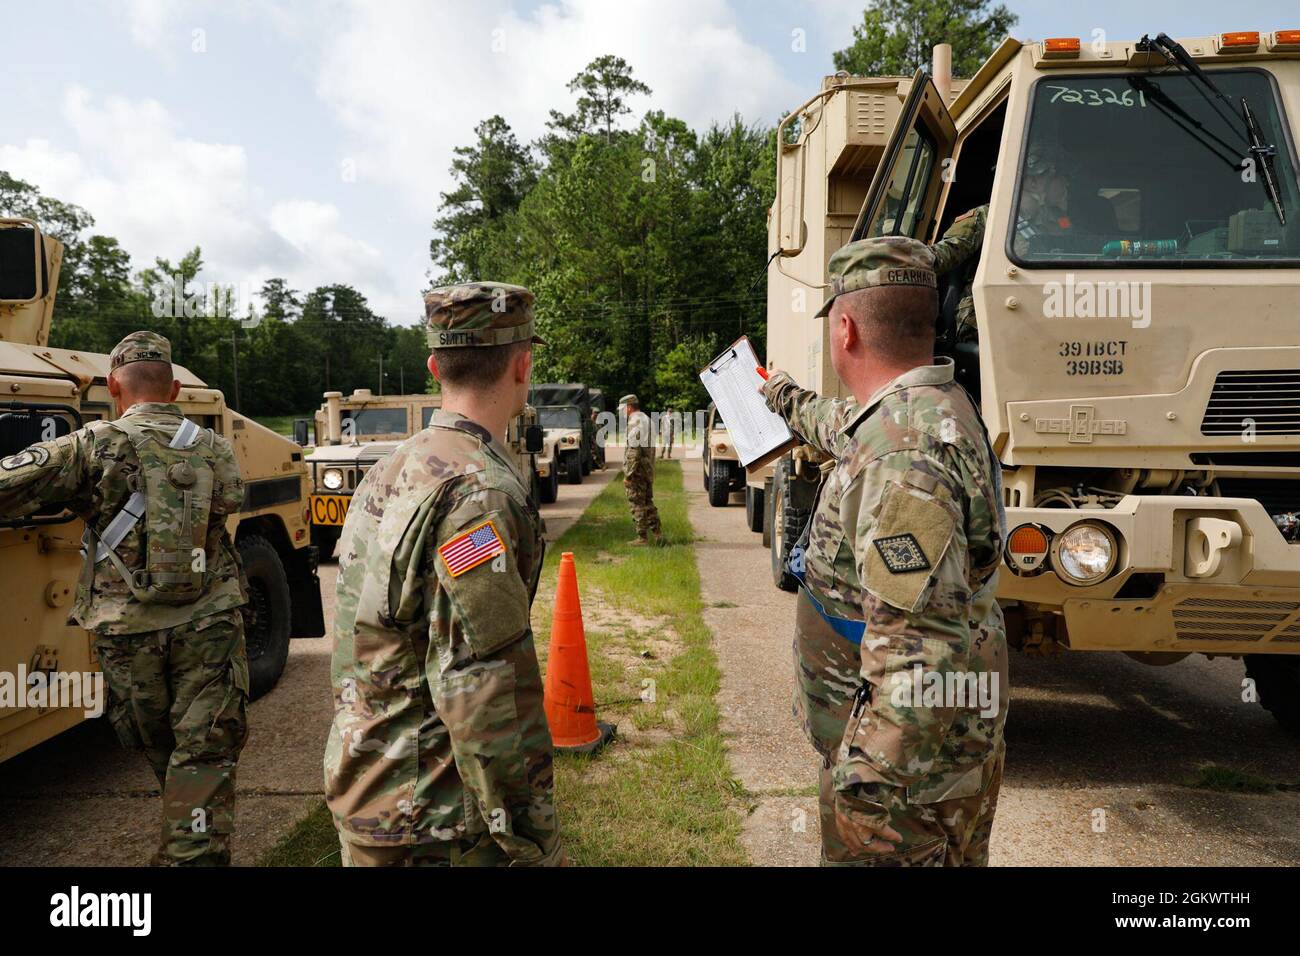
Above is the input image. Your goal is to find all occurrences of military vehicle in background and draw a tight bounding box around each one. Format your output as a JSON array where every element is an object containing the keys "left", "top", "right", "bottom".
[
  {"left": 0, "top": 217, "right": 325, "bottom": 763},
  {"left": 761, "top": 32, "right": 1300, "bottom": 734},
  {"left": 301, "top": 389, "right": 545, "bottom": 557},
  {"left": 536, "top": 404, "right": 587, "bottom": 485},
  {"left": 531, "top": 382, "right": 600, "bottom": 477},
  {"left": 702, "top": 402, "right": 744, "bottom": 507}
]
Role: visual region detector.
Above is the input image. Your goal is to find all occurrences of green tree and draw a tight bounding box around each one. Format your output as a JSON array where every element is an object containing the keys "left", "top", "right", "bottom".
[
  {"left": 430, "top": 115, "right": 537, "bottom": 283},
  {"left": 543, "top": 54, "right": 651, "bottom": 156},
  {"left": 833, "top": 0, "right": 1017, "bottom": 78}
]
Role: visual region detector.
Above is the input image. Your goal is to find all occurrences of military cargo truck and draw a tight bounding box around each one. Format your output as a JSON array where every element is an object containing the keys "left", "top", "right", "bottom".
[
  {"left": 0, "top": 218, "right": 324, "bottom": 763},
  {"left": 762, "top": 32, "right": 1300, "bottom": 733},
  {"left": 303, "top": 388, "right": 545, "bottom": 557}
]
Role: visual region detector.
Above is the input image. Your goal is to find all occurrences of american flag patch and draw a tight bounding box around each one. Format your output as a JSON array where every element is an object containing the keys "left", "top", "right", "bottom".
[{"left": 438, "top": 519, "right": 507, "bottom": 577}]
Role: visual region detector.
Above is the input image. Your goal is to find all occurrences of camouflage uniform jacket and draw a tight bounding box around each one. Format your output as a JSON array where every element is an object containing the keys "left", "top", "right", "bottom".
[
  {"left": 764, "top": 361, "right": 1008, "bottom": 796},
  {"left": 931, "top": 204, "right": 987, "bottom": 341},
  {"left": 624, "top": 410, "right": 654, "bottom": 479},
  {"left": 0, "top": 402, "right": 246, "bottom": 635},
  {"left": 324, "top": 408, "right": 561, "bottom": 863}
]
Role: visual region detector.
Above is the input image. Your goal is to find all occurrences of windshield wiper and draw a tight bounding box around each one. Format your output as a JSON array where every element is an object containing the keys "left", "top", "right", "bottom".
[
  {"left": 1242, "top": 97, "right": 1287, "bottom": 225},
  {"left": 1137, "top": 32, "right": 1287, "bottom": 225},
  {"left": 1127, "top": 75, "right": 1246, "bottom": 172}
]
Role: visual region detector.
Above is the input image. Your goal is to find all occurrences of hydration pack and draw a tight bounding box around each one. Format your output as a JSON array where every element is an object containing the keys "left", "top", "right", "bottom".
[{"left": 84, "top": 417, "right": 220, "bottom": 605}]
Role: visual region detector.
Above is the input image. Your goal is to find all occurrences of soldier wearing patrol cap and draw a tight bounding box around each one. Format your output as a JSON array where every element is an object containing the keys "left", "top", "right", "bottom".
[
  {"left": 760, "top": 237, "right": 1008, "bottom": 866},
  {"left": 324, "top": 281, "right": 566, "bottom": 867},
  {"left": 618, "top": 393, "right": 661, "bottom": 545},
  {"left": 0, "top": 331, "right": 249, "bottom": 865}
]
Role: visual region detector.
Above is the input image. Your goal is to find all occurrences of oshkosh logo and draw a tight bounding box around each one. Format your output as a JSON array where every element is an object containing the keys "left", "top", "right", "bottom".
[{"left": 1034, "top": 405, "right": 1127, "bottom": 443}]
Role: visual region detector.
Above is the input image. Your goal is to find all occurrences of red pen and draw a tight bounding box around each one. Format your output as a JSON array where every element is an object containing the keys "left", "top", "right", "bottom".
[{"left": 755, "top": 365, "right": 769, "bottom": 381}]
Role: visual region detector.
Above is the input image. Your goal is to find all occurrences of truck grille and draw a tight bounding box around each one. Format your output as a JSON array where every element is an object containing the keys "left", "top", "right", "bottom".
[
  {"left": 1173, "top": 598, "right": 1300, "bottom": 643},
  {"left": 1201, "top": 369, "right": 1300, "bottom": 436}
]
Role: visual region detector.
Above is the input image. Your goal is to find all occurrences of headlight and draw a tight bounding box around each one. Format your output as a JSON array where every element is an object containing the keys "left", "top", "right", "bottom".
[
  {"left": 714, "top": 442, "right": 728, "bottom": 454},
  {"left": 322, "top": 468, "right": 345, "bottom": 491},
  {"left": 562, "top": 436, "right": 577, "bottom": 446},
  {"left": 1053, "top": 522, "right": 1117, "bottom": 585}
]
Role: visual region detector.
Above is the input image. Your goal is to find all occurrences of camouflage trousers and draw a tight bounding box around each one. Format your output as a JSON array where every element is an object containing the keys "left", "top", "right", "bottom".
[
  {"left": 818, "top": 748, "right": 1003, "bottom": 866},
  {"left": 340, "top": 835, "right": 566, "bottom": 867},
  {"left": 793, "top": 589, "right": 1003, "bottom": 866},
  {"left": 93, "top": 609, "right": 249, "bottom": 866},
  {"left": 623, "top": 463, "right": 661, "bottom": 539}
]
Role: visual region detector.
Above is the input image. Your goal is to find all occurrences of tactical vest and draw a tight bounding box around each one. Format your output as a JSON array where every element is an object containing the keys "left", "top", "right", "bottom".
[{"left": 82, "top": 416, "right": 220, "bottom": 605}]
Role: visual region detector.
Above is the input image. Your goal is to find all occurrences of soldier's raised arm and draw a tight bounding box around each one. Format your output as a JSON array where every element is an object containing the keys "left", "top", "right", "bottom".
[
  {"left": 0, "top": 429, "right": 98, "bottom": 521},
  {"left": 426, "top": 488, "right": 562, "bottom": 866},
  {"left": 762, "top": 371, "right": 859, "bottom": 459}
]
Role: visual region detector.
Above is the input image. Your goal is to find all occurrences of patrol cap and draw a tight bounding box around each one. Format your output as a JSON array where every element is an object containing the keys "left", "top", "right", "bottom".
[
  {"left": 815, "top": 236, "right": 937, "bottom": 318},
  {"left": 618, "top": 393, "right": 639, "bottom": 406},
  {"left": 424, "top": 281, "right": 547, "bottom": 349},
  {"left": 110, "top": 330, "right": 172, "bottom": 370}
]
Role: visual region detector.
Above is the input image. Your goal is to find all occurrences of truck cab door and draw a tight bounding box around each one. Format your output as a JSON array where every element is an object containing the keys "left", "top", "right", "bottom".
[{"left": 851, "top": 70, "right": 957, "bottom": 242}]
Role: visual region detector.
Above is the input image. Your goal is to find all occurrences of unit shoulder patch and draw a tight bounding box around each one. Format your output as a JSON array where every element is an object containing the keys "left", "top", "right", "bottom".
[
  {"left": 1, "top": 446, "right": 50, "bottom": 471},
  {"left": 873, "top": 532, "right": 931, "bottom": 574}
]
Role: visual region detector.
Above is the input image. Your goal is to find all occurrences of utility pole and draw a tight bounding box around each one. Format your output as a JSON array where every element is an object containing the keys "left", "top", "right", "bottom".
[
  {"left": 231, "top": 328, "right": 241, "bottom": 412},
  {"left": 377, "top": 354, "right": 384, "bottom": 396},
  {"left": 399, "top": 364, "right": 405, "bottom": 395}
]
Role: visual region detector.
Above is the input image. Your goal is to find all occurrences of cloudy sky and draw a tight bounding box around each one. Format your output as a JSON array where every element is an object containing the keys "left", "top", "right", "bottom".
[{"left": 3, "top": 0, "right": 1291, "bottom": 324}]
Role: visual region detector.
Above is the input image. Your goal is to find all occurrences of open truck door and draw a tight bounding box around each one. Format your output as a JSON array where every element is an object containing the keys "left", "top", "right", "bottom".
[{"left": 851, "top": 69, "right": 957, "bottom": 242}]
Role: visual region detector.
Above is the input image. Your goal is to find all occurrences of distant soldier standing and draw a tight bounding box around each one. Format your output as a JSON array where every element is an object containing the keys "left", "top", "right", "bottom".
[
  {"left": 659, "top": 410, "right": 675, "bottom": 459},
  {"left": 619, "top": 394, "right": 661, "bottom": 545},
  {"left": 324, "top": 282, "right": 565, "bottom": 866},
  {"left": 762, "top": 238, "right": 1008, "bottom": 866},
  {"left": 0, "top": 331, "right": 249, "bottom": 866}
]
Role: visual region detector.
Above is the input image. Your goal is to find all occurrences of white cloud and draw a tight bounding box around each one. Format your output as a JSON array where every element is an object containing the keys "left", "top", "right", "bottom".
[
  {"left": 315, "top": 0, "right": 800, "bottom": 214},
  {"left": 0, "top": 86, "right": 404, "bottom": 317}
]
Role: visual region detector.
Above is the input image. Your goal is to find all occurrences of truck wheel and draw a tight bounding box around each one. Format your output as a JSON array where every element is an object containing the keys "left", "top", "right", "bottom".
[
  {"left": 702, "top": 452, "right": 710, "bottom": 491},
  {"left": 770, "top": 459, "right": 810, "bottom": 592},
  {"left": 745, "top": 484, "right": 765, "bottom": 533},
  {"left": 540, "top": 468, "right": 559, "bottom": 504},
  {"left": 565, "top": 450, "right": 582, "bottom": 484},
  {"left": 1245, "top": 655, "right": 1300, "bottom": 736},
  {"left": 311, "top": 524, "right": 341, "bottom": 562},
  {"left": 238, "top": 535, "right": 292, "bottom": 701},
  {"left": 708, "top": 460, "right": 731, "bottom": 507}
]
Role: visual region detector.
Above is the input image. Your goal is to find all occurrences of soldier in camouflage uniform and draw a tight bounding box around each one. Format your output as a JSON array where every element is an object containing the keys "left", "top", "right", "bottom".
[
  {"left": 931, "top": 204, "right": 987, "bottom": 343},
  {"left": 619, "top": 394, "right": 661, "bottom": 545},
  {"left": 0, "top": 331, "right": 249, "bottom": 865},
  {"left": 762, "top": 237, "right": 1008, "bottom": 866},
  {"left": 324, "top": 282, "right": 565, "bottom": 867}
]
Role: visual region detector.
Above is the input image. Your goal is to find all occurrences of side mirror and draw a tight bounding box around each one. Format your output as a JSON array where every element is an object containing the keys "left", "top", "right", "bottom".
[
  {"left": 525, "top": 424, "right": 544, "bottom": 454},
  {"left": 292, "top": 419, "right": 310, "bottom": 446}
]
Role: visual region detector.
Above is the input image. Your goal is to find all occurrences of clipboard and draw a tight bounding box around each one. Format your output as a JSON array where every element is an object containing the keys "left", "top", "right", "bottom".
[{"left": 698, "top": 336, "right": 797, "bottom": 473}]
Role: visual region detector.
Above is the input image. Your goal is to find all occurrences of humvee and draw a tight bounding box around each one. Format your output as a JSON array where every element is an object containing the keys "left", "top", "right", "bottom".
[
  {"left": 0, "top": 218, "right": 324, "bottom": 763},
  {"left": 703, "top": 402, "right": 745, "bottom": 507},
  {"left": 761, "top": 31, "right": 1300, "bottom": 733},
  {"left": 536, "top": 404, "right": 586, "bottom": 485},
  {"left": 303, "top": 389, "right": 546, "bottom": 557},
  {"left": 531, "top": 383, "right": 598, "bottom": 476}
]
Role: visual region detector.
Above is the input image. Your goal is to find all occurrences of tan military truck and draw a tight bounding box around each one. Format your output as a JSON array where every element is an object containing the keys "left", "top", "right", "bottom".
[
  {"left": 761, "top": 31, "right": 1300, "bottom": 733},
  {"left": 536, "top": 404, "right": 586, "bottom": 486},
  {"left": 703, "top": 402, "right": 745, "bottom": 507},
  {"left": 303, "top": 389, "right": 546, "bottom": 557},
  {"left": 0, "top": 218, "right": 324, "bottom": 763}
]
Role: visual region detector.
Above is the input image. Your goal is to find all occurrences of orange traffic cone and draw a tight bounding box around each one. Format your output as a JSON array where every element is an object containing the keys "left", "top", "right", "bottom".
[{"left": 544, "top": 552, "right": 616, "bottom": 753}]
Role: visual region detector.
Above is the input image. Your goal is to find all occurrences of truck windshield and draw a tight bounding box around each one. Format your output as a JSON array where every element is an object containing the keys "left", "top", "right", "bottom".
[
  {"left": 539, "top": 407, "right": 581, "bottom": 429},
  {"left": 341, "top": 408, "right": 408, "bottom": 436},
  {"left": 1012, "top": 69, "right": 1299, "bottom": 265}
]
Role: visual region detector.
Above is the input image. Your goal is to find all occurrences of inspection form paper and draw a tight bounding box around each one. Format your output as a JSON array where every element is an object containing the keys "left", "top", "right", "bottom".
[{"left": 698, "top": 336, "right": 796, "bottom": 470}]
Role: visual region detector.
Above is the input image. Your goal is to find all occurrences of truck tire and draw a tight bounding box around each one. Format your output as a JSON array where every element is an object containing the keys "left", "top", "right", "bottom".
[
  {"left": 565, "top": 450, "right": 582, "bottom": 484},
  {"left": 539, "top": 467, "right": 559, "bottom": 504},
  {"left": 238, "top": 535, "right": 292, "bottom": 701},
  {"left": 708, "top": 460, "right": 731, "bottom": 507},
  {"left": 770, "top": 459, "right": 812, "bottom": 592},
  {"left": 311, "top": 524, "right": 341, "bottom": 562},
  {"left": 745, "top": 484, "right": 765, "bottom": 532},
  {"left": 1245, "top": 655, "right": 1300, "bottom": 736},
  {"left": 702, "top": 451, "right": 710, "bottom": 491}
]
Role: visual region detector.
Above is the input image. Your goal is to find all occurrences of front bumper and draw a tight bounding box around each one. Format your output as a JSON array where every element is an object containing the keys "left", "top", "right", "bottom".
[{"left": 1000, "top": 494, "right": 1300, "bottom": 655}]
